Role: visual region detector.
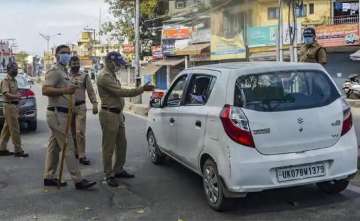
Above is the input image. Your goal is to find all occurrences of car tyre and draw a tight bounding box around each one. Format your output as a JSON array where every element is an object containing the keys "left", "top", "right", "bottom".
[
  {"left": 202, "top": 159, "right": 230, "bottom": 211},
  {"left": 28, "top": 121, "right": 37, "bottom": 131},
  {"left": 147, "top": 130, "right": 164, "bottom": 165},
  {"left": 316, "top": 179, "right": 349, "bottom": 194}
]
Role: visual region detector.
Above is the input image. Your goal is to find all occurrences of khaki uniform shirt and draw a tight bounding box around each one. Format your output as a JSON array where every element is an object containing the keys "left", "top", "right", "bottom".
[
  {"left": 97, "top": 67, "right": 144, "bottom": 111},
  {"left": 1, "top": 75, "right": 18, "bottom": 102},
  {"left": 44, "top": 64, "right": 73, "bottom": 108},
  {"left": 70, "top": 72, "right": 97, "bottom": 104},
  {"left": 299, "top": 42, "right": 327, "bottom": 64}
]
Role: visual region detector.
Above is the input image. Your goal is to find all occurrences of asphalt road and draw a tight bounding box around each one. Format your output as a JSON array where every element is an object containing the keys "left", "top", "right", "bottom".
[{"left": 1, "top": 84, "right": 360, "bottom": 221}]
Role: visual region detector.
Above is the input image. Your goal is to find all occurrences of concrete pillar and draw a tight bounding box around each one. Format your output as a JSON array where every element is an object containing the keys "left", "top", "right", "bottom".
[{"left": 166, "top": 65, "right": 171, "bottom": 89}]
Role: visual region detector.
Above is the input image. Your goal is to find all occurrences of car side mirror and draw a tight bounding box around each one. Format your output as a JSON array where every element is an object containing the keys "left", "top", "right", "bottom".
[{"left": 150, "top": 98, "right": 162, "bottom": 108}]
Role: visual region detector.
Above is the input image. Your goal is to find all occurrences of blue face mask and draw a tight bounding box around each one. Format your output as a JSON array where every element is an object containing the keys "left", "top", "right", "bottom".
[
  {"left": 58, "top": 53, "right": 71, "bottom": 65},
  {"left": 304, "top": 36, "right": 314, "bottom": 45}
]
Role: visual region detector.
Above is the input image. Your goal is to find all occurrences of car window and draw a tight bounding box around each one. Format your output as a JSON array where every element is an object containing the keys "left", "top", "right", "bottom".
[
  {"left": 234, "top": 70, "right": 340, "bottom": 112},
  {"left": 184, "top": 75, "right": 215, "bottom": 106},
  {"left": 165, "top": 75, "right": 188, "bottom": 107}
]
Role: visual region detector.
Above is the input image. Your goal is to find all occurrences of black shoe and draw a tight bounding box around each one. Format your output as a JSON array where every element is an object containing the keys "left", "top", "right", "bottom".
[
  {"left": 75, "top": 179, "right": 97, "bottom": 190},
  {"left": 79, "top": 157, "right": 90, "bottom": 165},
  {"left": 106, "top": 177, "right": 119, "bottom": 187},
  {"left": 0, "top": 150, "right": 14, "bottom": 156},
  {"left": 14, "top": 151, "right": 29, "bottom": 158},
  {"left": 115, "top": 170, "right": 135, "bottom": 179},
  {"left": 44, "top": 178, "right": 67, "bottom": 187}
]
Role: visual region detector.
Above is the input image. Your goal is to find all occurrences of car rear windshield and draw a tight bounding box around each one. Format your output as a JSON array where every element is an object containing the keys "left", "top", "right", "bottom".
[{"left": 234, "top": 70, "right": 341, "bottom": 112}]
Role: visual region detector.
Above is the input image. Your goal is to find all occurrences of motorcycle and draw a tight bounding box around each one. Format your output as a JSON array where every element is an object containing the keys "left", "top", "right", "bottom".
[{"left": 343, "top": 74, "right": 360, "bottom": 99}]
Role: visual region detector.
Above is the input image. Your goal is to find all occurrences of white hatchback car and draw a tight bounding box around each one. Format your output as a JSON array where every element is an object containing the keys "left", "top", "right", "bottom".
[{"left": 146, "top": 62, "right": 358, "bottom": 211}]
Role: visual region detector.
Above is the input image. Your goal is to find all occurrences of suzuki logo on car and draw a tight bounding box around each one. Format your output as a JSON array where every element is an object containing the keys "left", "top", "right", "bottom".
[{"left": 297, "top": 118, "right": 304, "bottom": 124}]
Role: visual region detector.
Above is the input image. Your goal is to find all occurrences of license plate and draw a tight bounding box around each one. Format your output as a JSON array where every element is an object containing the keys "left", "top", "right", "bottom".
[{"left": 276, "top": 163, "right": 326, "bottom": 182}]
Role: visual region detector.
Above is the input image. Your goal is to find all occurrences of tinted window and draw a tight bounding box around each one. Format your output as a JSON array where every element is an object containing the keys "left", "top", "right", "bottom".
[
  {"left": 165, "top": 75, "right": 187, "bottom": 107},
  {"left": 184, "top": 75, "right": 215, "bottom": 106},
  {"left": 234, "top": 70, "right": 340, "bottom": 112}
]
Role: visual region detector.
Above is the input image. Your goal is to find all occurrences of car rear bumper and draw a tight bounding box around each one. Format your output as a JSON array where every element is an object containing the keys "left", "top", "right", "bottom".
[{"left": 223, "top": 127, "right": 358, "bottom": 194}]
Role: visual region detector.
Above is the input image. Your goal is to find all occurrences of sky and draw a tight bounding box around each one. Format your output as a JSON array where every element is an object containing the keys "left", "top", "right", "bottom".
[{"left": 0, "top": 0, "right": 111, "bottom": 55}]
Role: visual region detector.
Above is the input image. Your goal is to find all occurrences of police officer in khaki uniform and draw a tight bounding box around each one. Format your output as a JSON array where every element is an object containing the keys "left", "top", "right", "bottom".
[
  {"left": 0, "top": 62, "right": 28, "bottom": 157},
  {"left": 299, "top": 27, "right": 327, "bottom": 65},
  {"left": 42, "top": 45, "right": 96, "bottom": 189},
  {"left": 69, "top": 56, "right": 98, "bottom": 165},
  {"left": 97, "top": 52, "right": 154, "bottom": 187}
]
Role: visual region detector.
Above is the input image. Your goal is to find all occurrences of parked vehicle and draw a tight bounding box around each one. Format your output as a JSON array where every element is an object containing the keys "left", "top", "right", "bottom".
[
  {"left": 343, "top": 74, "right": 360, "bottom": 99},
  {"left": 146, "top": 62, "right": 358, "bottom": 211},
  {"left": 0, "top": 73, "right": 37, "bottom": 131}
]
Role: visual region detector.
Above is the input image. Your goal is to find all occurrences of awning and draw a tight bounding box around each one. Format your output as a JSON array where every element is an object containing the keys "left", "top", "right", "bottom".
[
  {"left": 153, "top": 58, "right": 185, "bottom": 66},
  {"left": 176, "top": 43, "right": 210, "bottom": 56},
  {"left": 141, "top": 63, "right": 162, "bottom": 75}
]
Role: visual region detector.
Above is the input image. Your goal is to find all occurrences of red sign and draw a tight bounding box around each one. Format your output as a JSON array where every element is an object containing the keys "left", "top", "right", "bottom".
[
  {"left": 316, "top": 24, "right": 360, "bottom": 47},
  {"left": 122, "top": 44, "right": 135, "bottom": 54}
]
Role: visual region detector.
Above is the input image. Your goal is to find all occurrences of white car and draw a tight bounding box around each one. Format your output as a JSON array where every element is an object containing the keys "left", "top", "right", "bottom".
[{"left": 146, "top": 62, "right": 358, "bottom": 211}]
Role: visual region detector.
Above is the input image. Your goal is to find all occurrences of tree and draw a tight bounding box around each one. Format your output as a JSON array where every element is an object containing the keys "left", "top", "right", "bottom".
[{"left": 101, "top": 0, "right": 168, "bottom": 57}]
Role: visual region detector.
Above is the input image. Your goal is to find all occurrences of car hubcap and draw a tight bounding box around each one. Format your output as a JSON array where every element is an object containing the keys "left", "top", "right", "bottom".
[
  {"left": 148, "top": 134, "right": 157, "bottom": 161},
  {"left": 203, "top": 166, "right": 219, "bottom": 204}
]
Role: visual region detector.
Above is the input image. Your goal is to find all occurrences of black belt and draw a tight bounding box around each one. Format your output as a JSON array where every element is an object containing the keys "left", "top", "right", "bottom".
[
  {"left": 75, "top": 101, "right": 86, "bottom": 106},
  {"left": 47, "top": 107, "right": 69, "bottom": 113},
  {"left": 101, "top": 106, "right": 121, "bottom": 114},
  {"left": 4, "top": 101, "right": 19, "bottom": 105}
]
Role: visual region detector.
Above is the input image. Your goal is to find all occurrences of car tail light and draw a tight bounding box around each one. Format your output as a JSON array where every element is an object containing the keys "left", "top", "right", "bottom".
[
  {"left": 220, "top": 105, "right": 255, "bottom": 147},
  {"left": 341, "top": 108, "right": 352, "bottom": 136},
  {"left": 20, "top": 89, "right": 35, "bottom": 98},
  {"left": 341, "top": 98, "right": 352, "bottom": 136}
]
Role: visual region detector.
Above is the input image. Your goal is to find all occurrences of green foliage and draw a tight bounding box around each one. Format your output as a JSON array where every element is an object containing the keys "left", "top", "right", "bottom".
[{"left": 15, "top": 51, "right": 29, "bottom": 70}]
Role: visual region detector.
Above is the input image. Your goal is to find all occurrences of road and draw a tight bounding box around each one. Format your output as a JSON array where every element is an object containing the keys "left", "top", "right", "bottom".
[{"left": 1, "top": 84, "right": 360, "bottom": 221}]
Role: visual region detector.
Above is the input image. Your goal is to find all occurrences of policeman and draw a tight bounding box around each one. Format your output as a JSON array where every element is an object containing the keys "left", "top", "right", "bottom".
[
  {"left": 97, "top": 51, "right": 154, "bottom": 187},
  {"left": 299, "top": 27, "right": 327, "bottom": 65},
  {"left": 69, "top": 56, "right": 98, "bottom": 165},
  {"left": 42, "top": 45, "right": 96, "bottom": 190},
  {"left": 0, "top": 62, "right": 29, "bottom": 157}
]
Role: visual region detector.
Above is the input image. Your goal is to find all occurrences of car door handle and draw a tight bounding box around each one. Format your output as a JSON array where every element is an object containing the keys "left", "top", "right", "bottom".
[
  {"left": 195, "top": 120, "right": 202, "bottom": 128},
  {"left": 169, "top": 118, "right": 175, "bottom": 124}
]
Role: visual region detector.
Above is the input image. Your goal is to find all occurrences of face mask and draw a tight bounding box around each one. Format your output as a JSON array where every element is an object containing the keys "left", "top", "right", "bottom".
[
  {"left": 58, "top": 54, "right": 71, "bottom": 65},
  {"left": 304, "top": 36, "right": 314, "bottom": 45},
  {"left": 71, "top": 66, "right": 80, "bottom": 73}
]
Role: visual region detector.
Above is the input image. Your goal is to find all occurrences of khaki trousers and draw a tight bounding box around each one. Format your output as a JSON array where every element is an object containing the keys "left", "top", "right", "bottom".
[
  {"left": 44, "top": 110, "right": 82, "bottom": 183},
  {"left": 0, "top": 104, "right": 22, "bottom": 153},
  {"left": 72, "top": 104, "right": 87, "bottom": 158},
  {"left": 99, "top": 110, "right": 127, "bottom": 178}
]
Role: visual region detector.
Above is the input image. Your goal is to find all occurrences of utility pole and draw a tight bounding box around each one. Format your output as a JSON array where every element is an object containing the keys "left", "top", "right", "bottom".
[
  {"left": 135, "top": 0, "right": 141, "bottom": 103},
  {"left": 277, "top": 0, "right": 284, "bottom": 62}
]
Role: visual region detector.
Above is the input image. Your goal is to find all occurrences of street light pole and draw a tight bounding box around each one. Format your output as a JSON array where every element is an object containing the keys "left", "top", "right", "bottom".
[
  {"left": 39, "top": 33, "right": 61, "bottom": 52},
  {"left": 135, "top": 0, "right": 141, "bottom": 103}
]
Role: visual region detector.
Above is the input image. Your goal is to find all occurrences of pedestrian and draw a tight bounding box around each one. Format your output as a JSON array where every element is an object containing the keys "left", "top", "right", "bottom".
[
  {"left": 42, "top": 44, "right": 96, "bottom": 190},
  {"left": 299, "top": 27, "right": 327, "bottom": 65},
  {"left": 69, "top": 56, "right": 98, "bottom": 165},
  {"left": 97, "top": 51, "right": 154, "bottom": 187},
  {"left": 0, "top": 61, "right": 29, "bottom": 157}
]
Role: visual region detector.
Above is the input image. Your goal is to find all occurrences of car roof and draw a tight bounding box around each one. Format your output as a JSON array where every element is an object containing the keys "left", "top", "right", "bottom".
[{"left": 186, "top": 62, "right": 324, "bottom": 74}]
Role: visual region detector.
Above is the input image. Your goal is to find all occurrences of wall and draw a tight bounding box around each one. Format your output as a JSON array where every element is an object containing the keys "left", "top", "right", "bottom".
[{"left": 252, "top": 0, "right": 331, "bottom": 27}]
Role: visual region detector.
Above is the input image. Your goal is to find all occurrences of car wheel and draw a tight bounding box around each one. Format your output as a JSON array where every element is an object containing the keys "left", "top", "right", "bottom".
[
  {"left": 28, "top": 121, "right": 37, "bottom": 131},
  {"left": 147, "top": 130, "right": 163, "bottom": 165},
  {"left": 202, "top": 159, "right": 230, "bottom": 211},
  {"left": 317, "top": 179, "right": 349, "bottom": 194}
]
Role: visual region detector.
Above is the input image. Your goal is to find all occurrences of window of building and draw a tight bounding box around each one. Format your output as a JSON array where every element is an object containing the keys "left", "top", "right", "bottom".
[
  {"left": 175, "top": 0, "right": 186, "bottom": 9},
  {"left": 309, "top": 3, "right": 314, "bottom": 15},
  {"left": 268, "top": 7, "right": 280, "bottom": 20},
  {"left": 295, "top": 4, "right": 308, "bottom": 17}
]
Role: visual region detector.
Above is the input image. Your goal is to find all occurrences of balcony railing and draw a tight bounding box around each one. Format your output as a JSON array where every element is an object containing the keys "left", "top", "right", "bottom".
[{"left": 326, "top": 15, "right": 359, "bottom": 25}]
